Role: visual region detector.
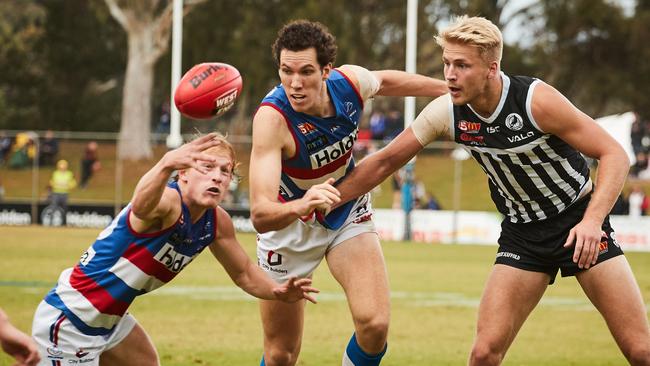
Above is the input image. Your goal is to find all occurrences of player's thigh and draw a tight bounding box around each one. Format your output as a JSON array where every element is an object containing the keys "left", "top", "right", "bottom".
[
  {"left": 476, "top": 264, "right": 549, "bottom": 347},
  {"left": 260, "top": 299, "right": 306, "bottom": 350},
  {"left": 577, "top": 255, "right": 650, "bottom": 346},
  {"left": 100, "top": 323, "right": 158, "bottom": 366},
  {"left": 326, "top": 232, "right": 390, "bottom": 320}
]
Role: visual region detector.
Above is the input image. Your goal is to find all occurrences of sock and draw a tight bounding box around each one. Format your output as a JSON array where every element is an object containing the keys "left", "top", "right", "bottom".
[{"left": 342, "top": 333, "right": 387, "bottom": 366}]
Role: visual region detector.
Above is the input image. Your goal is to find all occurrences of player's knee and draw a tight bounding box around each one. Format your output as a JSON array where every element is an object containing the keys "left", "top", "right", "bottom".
[
  {"left": 469, "top": 342, "right": 503, "bottom": 366},
  {"left": 264, "top": 348, "right": 299, "bottom": 366},
  {"left": 354, "top": 314, "right": 389, "bottom": 346},
  {"left": 624, "top": 344, "right": 650, "bottom": 366}
]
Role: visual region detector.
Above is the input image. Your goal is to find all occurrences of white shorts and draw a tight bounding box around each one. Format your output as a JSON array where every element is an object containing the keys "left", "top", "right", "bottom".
[
  {"left": 32, "top": 301, "right": 137, "bottom": 366},
  {"left": 257, "top": 193, "right": 377, "bottom": 282}
]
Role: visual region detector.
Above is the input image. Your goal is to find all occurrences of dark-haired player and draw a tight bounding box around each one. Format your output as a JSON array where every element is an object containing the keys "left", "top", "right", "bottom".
[
  {"left": 249, "top": 20, "right": 447, "bottom": 366},
  {"left": 31, "top": 133, "right": 318, "bottom": 366}
]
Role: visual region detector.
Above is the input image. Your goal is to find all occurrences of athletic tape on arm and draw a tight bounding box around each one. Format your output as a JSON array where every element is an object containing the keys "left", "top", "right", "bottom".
[
  {"left": 411, "top": 93, "right": 452, "bottom": 145},
  {"left": 341, "top": 64, "right": 380, "bottom": 101}
]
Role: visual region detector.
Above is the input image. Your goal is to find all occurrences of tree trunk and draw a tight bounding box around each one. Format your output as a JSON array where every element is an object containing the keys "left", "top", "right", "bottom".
[{"left": 117, "top": 27, "right": 155, "bottom": 160}]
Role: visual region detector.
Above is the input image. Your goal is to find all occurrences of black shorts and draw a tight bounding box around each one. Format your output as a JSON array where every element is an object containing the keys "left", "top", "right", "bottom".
[{"left": 496, "top": 195, "right": 624, "bottom": 284}]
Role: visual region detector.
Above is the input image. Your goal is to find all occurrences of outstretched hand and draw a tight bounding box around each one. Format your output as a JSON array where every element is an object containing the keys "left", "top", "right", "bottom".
[
  {"left": 0, "top": 321, "right": 40, "bottom": 366},
  {"left": 273, "top": 277, "right": 319, "bottom": 304},
  {"left": 162, "top": 133, "right": 223, "bottom": 174}
]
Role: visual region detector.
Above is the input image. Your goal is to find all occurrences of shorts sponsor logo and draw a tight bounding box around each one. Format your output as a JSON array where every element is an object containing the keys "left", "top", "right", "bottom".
[
  {"left": 154, "top": 243, "right": 194, "bottom": 273},
  {"left": 47, "top": 345, "right": 63, "bottom": 358},
  {"left": 599, "top": 232, "right": 609, "bottom": 254},
  {"left": 496, "top": 251, "right": 521, "bottom": 261},
  {"left": 267, "top": 250, "right": 282, "bottom": 266},
  {"left": 75, "top": 348, "right": 89, "bottom": 358}
]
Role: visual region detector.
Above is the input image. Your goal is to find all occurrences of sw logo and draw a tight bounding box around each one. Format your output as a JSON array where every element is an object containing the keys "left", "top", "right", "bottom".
[
  {"left": 458, "top": 120, "right": 481, "bottom": 133},
  {"left": 267, "top": 250, "right": 282, "bottom": 266},
  {"left": 76, "top": 348, "right": 90, "bottom": 358},
  {"left": 297, "top": 122, "right": 317, "bottom": 135}
]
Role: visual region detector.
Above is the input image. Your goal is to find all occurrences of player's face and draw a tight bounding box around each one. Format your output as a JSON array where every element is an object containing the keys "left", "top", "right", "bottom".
[
  {"left": 442, "top": 42, "right": 497, "bottom": 106},
  {"left": 279, "top": 48, "right": 332, "bottom": 114},
  {"left": 182, "top": 154, "right": 233, "bottom": 208}
]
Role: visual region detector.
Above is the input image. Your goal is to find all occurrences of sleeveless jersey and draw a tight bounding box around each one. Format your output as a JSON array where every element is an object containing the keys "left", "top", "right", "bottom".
[
  {"left": 451, "top": 73, "right": 591, "bottom": 223},
  {"left": 260, "top": 68, "right": 364, "bottom": 230},
  {"left": 43, "top": 181, "right": 217, "bottom": 335}
]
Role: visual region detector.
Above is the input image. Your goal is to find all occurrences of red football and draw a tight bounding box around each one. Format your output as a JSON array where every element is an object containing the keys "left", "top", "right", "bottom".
[{"left": 174, "top": 62, "right": 243, "bottom": 120}]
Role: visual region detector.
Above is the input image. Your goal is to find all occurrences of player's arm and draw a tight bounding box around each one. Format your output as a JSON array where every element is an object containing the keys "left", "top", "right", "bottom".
[
  {"left": 130, "top": 133, "right": 222, "bottom": 231},
  {"left": 335, "top": 94, "right": 452, "bottom": 206},
  {"left": 0, "top": 308, "right": 40, "bottom": 366},
  {"left": 209, "top": 207, "right": 319, "bottom": 303},
  {"left": 531, "top": 82, "right": 630, "bottom": 269},
  {"left": 338, "top": 64, "right": 448, "bottom": 100},
  {"left": 249, "top": 106, "right": 340, "bottom": 233}
]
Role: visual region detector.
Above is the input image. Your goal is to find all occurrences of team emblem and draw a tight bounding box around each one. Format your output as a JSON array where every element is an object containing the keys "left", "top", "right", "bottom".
[{"left": 505, "top": 113, "right": 523, "bottom": 131}]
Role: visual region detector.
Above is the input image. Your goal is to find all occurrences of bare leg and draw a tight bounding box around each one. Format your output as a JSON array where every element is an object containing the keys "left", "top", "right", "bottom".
[
  {"left": 577, "top": 256, "right": 650, "bottom": 365},
  {"left": 259, "top": 299, "right": 305, "bottom": 366},
  {"left": 469, "top": 265, "right": 549, "bottom": 366},
  {"left": 100, "top": 323, "right": 158, "bottom": 366},
  {"left": 327, "top": 233, "right": 390, "bottom": 355}
]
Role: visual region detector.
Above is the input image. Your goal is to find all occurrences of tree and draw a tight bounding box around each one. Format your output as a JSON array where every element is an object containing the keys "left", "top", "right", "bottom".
[{"left": 105, "top": 0, "right": 202, "bottom": 160}]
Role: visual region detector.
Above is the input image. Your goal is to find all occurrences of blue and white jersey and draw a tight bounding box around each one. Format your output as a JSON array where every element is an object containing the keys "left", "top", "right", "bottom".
[
  {"left": 260, "top": 69, "right": 365, "bottom": 230},
  {"left": 43, "top": 181, "right": 217, "bottom": 335}
]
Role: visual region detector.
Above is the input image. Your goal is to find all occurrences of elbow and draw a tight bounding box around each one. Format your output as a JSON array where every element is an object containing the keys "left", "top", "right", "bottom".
[{"left": 250, "top": 209, "right": 271, "bottom": 234}]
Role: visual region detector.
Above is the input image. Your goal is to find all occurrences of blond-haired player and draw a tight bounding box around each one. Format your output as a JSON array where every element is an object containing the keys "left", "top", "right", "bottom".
[
  {"left": 335, "top": 15, "right": 650, "bottom": 366},
  {"left": 32, "top": 133, "right": 318, "bottom": 366}
]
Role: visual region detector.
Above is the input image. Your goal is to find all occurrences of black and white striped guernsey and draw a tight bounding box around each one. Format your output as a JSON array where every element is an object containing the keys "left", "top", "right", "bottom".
[{"left": 451, "top": 73, "right": 592, "bottom": 223}]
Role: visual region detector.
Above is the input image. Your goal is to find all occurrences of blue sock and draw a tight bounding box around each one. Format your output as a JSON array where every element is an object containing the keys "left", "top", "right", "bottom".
[
  {"left": 260, "top": 356, "right": 265, "bottom": 366},
  {"left": 342, "top": 333, "right": 387, "bottom": 366}
]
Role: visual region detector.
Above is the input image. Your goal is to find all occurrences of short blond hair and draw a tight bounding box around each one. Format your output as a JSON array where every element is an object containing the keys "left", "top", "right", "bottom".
[
  {"left": 204, "top": 132, "right": 240, "bottom": 178},
  {"left": 435, "top": 15, "right": 503, "bottom": 64}
]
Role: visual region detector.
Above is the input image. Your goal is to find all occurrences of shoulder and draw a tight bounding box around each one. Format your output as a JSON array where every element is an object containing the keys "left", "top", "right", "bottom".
[
  {"left": 337, "top": 64, "right": 378, "bottom": 101},
  {"left": 215, "top": 206, "right": 235, "bottom": 239}
]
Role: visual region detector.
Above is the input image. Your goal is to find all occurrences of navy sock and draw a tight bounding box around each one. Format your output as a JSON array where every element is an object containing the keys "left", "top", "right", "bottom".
[{"left": 342, "top": 333, "right": 387, "bottom": 366}]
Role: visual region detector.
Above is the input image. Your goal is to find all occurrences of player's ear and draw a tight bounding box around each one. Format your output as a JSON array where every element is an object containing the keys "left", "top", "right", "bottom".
[
  {"left": 177, "top": 169, "right": 189, "bottom": 183},
  {"left": 487, "top": 60, "right": 499, "bottom": 80},
  {"left": 322, "top": 63, "right": 332, "bottom": 80}
]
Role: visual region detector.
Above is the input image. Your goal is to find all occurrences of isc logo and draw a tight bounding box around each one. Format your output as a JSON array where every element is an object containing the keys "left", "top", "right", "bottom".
[{"left": 154, "top": 243, "right": 194, "bottom": 273}]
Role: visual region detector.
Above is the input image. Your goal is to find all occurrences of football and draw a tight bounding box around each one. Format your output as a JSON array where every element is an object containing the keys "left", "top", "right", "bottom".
[{"left": 174, "top": 62, "right": 243, "bottom": 120}]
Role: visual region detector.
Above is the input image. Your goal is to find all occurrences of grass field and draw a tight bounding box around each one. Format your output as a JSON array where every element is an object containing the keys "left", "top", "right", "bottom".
[{"left": 2, "top": 226, "right": 650, "bottom": 365}]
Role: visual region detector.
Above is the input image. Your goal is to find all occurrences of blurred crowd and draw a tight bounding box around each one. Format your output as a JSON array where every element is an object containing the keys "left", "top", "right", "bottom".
[{"left": 631, "top": 113, "right": 650, "bottom": 178}]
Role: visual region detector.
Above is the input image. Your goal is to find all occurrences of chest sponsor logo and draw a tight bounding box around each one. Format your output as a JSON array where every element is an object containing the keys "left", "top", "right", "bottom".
[
  {"left": 306, "top": 135, "right": 328, "bottom": 152},
  {"left": 154, "top": 243, "right": 194, "bottom": 273},
  {"left": 458, "top": 120, "right": 481, "bottom": 134},
  {"left": 459, "top": 133, "right": 486, "bottom": 146},
  {"left": 507, "top": 131, "right": 535, "bottom": 143},
  {"left": 310, "top": 129, "right": 357, "bottom": 168},
  {"left": 505, "top": 113, "right": 524, "bottom": 131},
  {"left": 297, "top": 122, "right": 317, "bottom": 135}
]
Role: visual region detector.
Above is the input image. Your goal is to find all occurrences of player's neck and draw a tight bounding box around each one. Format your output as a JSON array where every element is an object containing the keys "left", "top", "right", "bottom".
[
  {"left": 307, "top": 82, "right": 334, "bottom": 118},
  {"left": 470, "top": 75, "right": 503, "bottom": 118}
]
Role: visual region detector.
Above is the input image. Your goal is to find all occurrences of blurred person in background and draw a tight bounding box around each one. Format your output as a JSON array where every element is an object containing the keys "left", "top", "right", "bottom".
[
  {"left": 48, "top": 159, "right": 77, "bottom": 225},
  {"left": 628, "top": 184, "right": 648, "bottom": 217},
  {"left": 249, "top": 20, "right": 447, "bottom": 366},
  {"left": 32, "top": 133, "right": 318, "bottom": 366},
  {"left": 80, "top": 141, "right": 101, "bottom": 189},
  {"left": 334, "top": 15, "right": 650, "bottom": 366},
  {"left": 39, "top": 130, "right": 59, "bottom": 167},
  {"left": 0, "top": 307, "right": 40, "bottom": 366},
  {"left": 0, "top": 131, "right": 12, "bottom": 165}
]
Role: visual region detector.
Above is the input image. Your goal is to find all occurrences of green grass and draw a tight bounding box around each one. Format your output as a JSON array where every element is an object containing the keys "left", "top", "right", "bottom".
[{"left": 2, "top": 226, "right": 650, "bottom": 365}]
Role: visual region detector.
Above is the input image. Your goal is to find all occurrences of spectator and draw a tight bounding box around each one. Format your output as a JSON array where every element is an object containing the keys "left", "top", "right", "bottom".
[
  {"left": 49, "top": 159, "right": 77, "bottom": 225},
  {"left": 425, "top": 191, "right": 442, "bottom": 210},
  {"left": 391, "top": 170, "right": 403, "bottom": 209},
  {"left": 412, "top": 178, "right": 427, "bottom": 208},
  {"left": 39, "top": 130, "right": 59, "bottom": 166},
  {"left": 385, "top": 109, "right": 404, "bottom": 140},
  {"left": 631, "top": 152, "right": 649, "bottom": 178},
  {"left": 610, "top": 193, "right": 628, "bottom": 215},
  {"left": 369, "top": 110, "right": 387, "bottom": 140},
  {"left": 8, "top": 132, "right": 35, "bottom": 169},
  {"left": 154, "top": 100, "right": 171, "bottom": 144},
  {"left": 80, "top": 141, "right": 100, "bottom": 189},
  {"left": 0, "top": 177, "right": 4, "bottom": 201},
  {"left": 0, "top": 131, "right": 11, "bottom": 164},
  {"left": 631, "top": 116, "right": 644, "bottom": 155},
  {"left": 628, "top": 184, "right": 648, "bottom": 217}
]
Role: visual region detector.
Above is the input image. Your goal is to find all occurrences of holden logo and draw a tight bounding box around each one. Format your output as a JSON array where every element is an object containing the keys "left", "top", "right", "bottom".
[{"left": 505, "top": 113, "right": 523, "bottom": 131}]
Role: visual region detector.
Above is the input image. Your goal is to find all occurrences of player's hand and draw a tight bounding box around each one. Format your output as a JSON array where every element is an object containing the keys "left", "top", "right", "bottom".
[
  {"left": 563, "top": 218, "right": 604, "bottom": 269},
  {"left": 0, "top": 322, "right": 40, "bottom": 366},
  {"left": 273, "top": 277, "right": 319, "bottom": 304},
  {"left": 161, "top": 133, "right": 223, "bottom": 174},
  {"left": 294, "top": 178, "right": 340, "bottom": 217}
]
